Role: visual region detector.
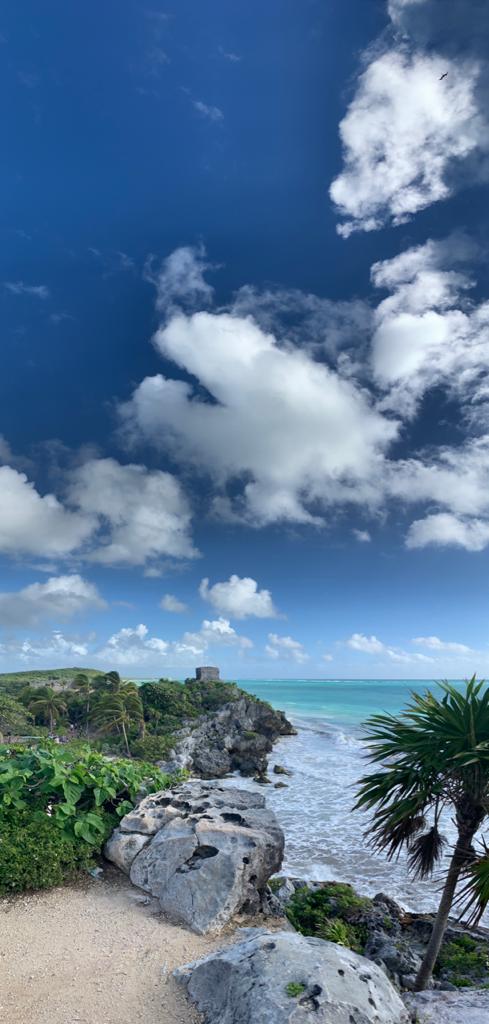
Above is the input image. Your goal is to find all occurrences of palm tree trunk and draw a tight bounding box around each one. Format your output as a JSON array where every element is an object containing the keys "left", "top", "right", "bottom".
[
  {"left": 415, "top": 828, "right": 475, "bottom": 990},
  {"left": 121, "top": 720, "right": 131, "bottom": 757},
  {"left": 49, "top": 710, "right": 54, "bottom": 733}
]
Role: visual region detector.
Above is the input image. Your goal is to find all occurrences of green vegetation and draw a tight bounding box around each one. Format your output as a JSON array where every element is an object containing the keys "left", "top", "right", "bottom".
[
  {"left": 0, "top": 692, "right": 32, "bottom": 739},
  {"left": 286, "top": 883, "right": 371, "bottom": 954},
  {"left": 0, "top": 812, "right": 95, "bottom": 895},
  {"left": 355, "top": 676, "right": 489, "bottom": 990},
  {"left": 0, "top": 741, "right": 175, "bottom": 895},
  {"left": 436, "top": 934, "right": 489, "bottom": 988},
  {"left": 285, "top": 982, "right": 306, "bottom": 998},
  {"left": 0, "top": 669, "right": 256, "bottom": 760}
]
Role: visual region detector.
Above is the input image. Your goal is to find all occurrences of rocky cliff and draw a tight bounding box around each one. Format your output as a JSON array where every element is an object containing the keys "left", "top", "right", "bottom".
[{"left": 159, "top": 696, "right": 296, "bottom": 779}]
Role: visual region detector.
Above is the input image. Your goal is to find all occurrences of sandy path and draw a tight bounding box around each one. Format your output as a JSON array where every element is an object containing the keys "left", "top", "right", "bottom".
[{"left": 0, "top": 869, "right": 233, "bottom": 1024}]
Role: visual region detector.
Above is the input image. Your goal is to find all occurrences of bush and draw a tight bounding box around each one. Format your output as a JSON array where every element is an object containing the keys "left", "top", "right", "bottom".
[
  {"left": 0, "top": 813, "right": 95, "bottom": 895},
  {"left": 130, "top": 734, "right": 175, "bottom": 761},
  {"left": 286, "top": 883, "right": 371, "bottom": 954},
  {"left": 0, "top": 742, "right": 174, "bottom": 846}
]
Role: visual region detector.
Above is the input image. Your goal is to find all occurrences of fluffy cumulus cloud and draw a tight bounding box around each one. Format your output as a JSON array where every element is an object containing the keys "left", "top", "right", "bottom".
[
  {"left": 330, "top": 3, "right": 489, "bottom": 235},
  {"left": 265, "top": 633, "right": 308, "bottom": 664},
  {"left": 371, "top": 236, "right": 489, "bottom": 417},
  {"left": 0, "top": 574, "right": 105, "bottom": 628},
  {"left": 406, "top": 513, "right": 489, "bottom": 552},
  {"left": 121, "top": 310, "right": 397, "bottom": 525},
  {"left": 199, "top": 575, "right": 278, "bottom": 619},
  {"left": 347, "top": 633, "right": 433, "bottom": 664},
  {"left": 0, "top": 466, "right": 94, "bottom": 558},
  {"left": 12, "top": 631, "right": 89, "bottom": 662},
  {"left": 0, "top": 456, "right": 197, "bottom": 569},
  {"left": 94, "top": 617, "right": 251, "bottom": 668},
  {"left": 68, "top": 458, "right": 197, "bottom": 566}
]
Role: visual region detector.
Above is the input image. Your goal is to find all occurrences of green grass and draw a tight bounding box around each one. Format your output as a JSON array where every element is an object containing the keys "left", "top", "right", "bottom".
[
  {"left": 285, "top": 982, "right": 306, "bottom": 998},
  {"left": 436, "top": 934, "right": 489, "bottom": 987},
  {"left": 286, "top": 883, "right": 372, "bottom": 954}
]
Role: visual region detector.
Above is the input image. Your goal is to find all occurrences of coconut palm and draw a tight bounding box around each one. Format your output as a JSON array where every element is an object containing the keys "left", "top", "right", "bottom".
[
  {"left": 91, "top": 688, "right": 144, "bottom": 756},
  {"left": 355, "top": 676, "right": 489, "bottom": 991},
  {"left": 28, "top": 688, "right": 67, "bottom": 733},
  {"left": 105, "top": 670, "right": 122, "bottom": 693}
]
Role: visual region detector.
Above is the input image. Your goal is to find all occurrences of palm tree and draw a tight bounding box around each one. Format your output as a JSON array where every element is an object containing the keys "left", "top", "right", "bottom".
[
  {"left": 72, "top": 673, "right": 94, "bottom": 735},
  {"left": 105, "top": 670, "right": 122, "bottom": 693},
  {"left": 91, "top": 688, "right": 144, "bottom": 756},
  {"left": 29, "top": 688, "right": 67, "bottom": 733},
  {"left": 355, "top": 676, "right": 489, "bottom": 990}
]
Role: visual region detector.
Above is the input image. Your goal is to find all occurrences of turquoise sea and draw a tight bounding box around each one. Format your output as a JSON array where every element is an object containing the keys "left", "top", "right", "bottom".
[{"left": 229, "top": 678, "right": 487, "bottom": 921}]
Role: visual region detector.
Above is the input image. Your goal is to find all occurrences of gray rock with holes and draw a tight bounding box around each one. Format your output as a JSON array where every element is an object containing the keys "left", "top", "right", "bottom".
[
  {"left": 104, "top": 781, "right": 284, "bottom": 933},
  {"left": 404, "top": 989, "right": 489, "bottom": 1024},
  {"left": 174, "top": 927, "right": 409, "bottom": 1023}
]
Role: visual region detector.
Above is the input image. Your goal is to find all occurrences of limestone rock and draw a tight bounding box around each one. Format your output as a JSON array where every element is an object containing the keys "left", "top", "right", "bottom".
[
  {"left": 104, "top": 781, "right": 284, "bottom": 934},
  {"left": 404, "top": 989, "right": 489, "bottom": 1023},
  {"left": 175, "top": 927, "right": 409, "bottom": 1024},
  {"left": 103, "top": 828, "right": 150, "bottom": 873},
  {"left": 159, "top": 697, "right": 295, "bottom": 779}
]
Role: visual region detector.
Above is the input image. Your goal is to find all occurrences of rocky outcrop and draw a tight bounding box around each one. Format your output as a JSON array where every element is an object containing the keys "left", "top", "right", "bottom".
[
  {"left": 269, "top": 879, "right": 489, "bottom": 990},
  {"left": 174, "top": 927, "right": 409, "bottom": 1024},
  {"left": 404, "top": 990, "right": 489, "bottom": 1023},
  {"left": 159, "top": 697, "right": 295, "bottom": 779},
  {"left": 104, "top": 781, "right": 284, "bottom": 934}
]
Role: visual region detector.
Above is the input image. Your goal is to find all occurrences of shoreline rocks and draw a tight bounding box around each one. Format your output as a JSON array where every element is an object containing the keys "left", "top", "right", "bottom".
[
  {"left": 158, "top": 697, "right": 296, "bottom": 779},
  {"left": 104, "top": 781, "right": 284, "bottom": 934},
  {"left": 174, "top": 927, "right": 409, "bottom": 1024}
]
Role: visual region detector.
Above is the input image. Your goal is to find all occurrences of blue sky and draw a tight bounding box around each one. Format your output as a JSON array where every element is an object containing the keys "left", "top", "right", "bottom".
[{"left": 2, "top": 0, "right": 489, "bottom": 679}]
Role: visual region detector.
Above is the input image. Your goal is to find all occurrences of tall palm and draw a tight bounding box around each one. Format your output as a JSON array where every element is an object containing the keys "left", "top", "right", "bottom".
[
  {"left": 29, "top": 688, "right": 67, "bottom": 733},
  {"left": 105, "top": 670, "right": 122, "bottom": 693},
  {"left": 91, "top": 688, "right": 143, "bottom": 756},
  {"left": 355, "top": 676, "right": 489, "bottom": 990},
  {"left": 72, "top": 673, "right": 94, "bottom": 735}
]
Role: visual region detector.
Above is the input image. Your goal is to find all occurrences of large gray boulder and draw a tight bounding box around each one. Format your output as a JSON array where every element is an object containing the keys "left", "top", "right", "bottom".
[
  {"left": 404, "top": 990, "right": 489, "bottom": 1024},
  {"left": 104, "top": 781, "right": 284, "bottom": 934},
  {"left": 175, "top": 928, "right": 409, "bottom": 1024}
]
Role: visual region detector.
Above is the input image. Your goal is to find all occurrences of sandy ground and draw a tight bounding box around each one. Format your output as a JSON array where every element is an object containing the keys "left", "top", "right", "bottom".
[{"left": 0, "top": 868, "right": 236, "bottom": 1024}]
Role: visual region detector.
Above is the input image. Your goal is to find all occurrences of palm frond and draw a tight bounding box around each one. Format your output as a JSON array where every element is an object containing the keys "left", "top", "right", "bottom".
[
  {"left": 454, "top": 842, "right": 489, "bottom": 926},
  {"left": 407, "top": 826, "right": 447, "bottom": 879}
]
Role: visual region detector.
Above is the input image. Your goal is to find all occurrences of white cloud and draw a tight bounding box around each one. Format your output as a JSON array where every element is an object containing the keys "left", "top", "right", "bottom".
[
  {"left": 121, "top": 310, "right": 397, "bottom": 526},
  {"left": 193, "top": 100, "right": 223, "bottom": 122},
  {"left": 330, "top": 47, "right": 488, "bottom": 235},
  {"left": 323, "top": 653, "right": 333, "bottom": 662},
  {"left": 4, "top": 281, "right": 50, "bottom": 299},
  {"left": 347, "top": 632, "right": 433, "bottom": 664},
  {"left": 348, "top": 633, "right": 385, "bottom": 655},
  {"left": 413, "top": 635, "right": 472, "bottom": 654},
  {"left": 406, "top": 512, "right": 489, "bottom": 551},
  {"left": 68, "top": 458, "right": 198, "bottom": 566},
  {"left": 199, "top": 574, "right": 278, "bottom": 619},
  {"left": 0, "top": 456, "right": 197, "bottom": 570},
  {"left": 95, "top": 617, "right": 251, "bottom": 668},
  {"left": 160, "top": 593, "right": 188, "bottom": 613},
  {"left": 371, "top": 237, "right": 489, "bottom": 417},
  {"left": 0, "top": 466, "right": 94, "bottom": 558},
  {"left": 266, "top": 633, "right": 308, "bottom": 664},
  {"left": 353, "top": 529, "right": 371, "bottom": 543},
  {"left": 0, "top": 574, "right": 106, "bottom": 628},
  {"left": 144, "top": 244, "right": 215, "bottom": 315},
  {"left": 16, "top": 631, "right": 89, "bottom": 662}
]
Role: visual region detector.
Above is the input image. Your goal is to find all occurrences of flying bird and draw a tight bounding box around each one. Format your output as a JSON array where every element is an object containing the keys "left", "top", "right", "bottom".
[{"left": 439, "top": 72, "right": 448, "bottom": 81}]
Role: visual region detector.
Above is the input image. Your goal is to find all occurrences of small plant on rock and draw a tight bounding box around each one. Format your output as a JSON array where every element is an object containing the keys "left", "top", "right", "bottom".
[{"left": 285, "top": 982, "right": 306, "bottom": 998}]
